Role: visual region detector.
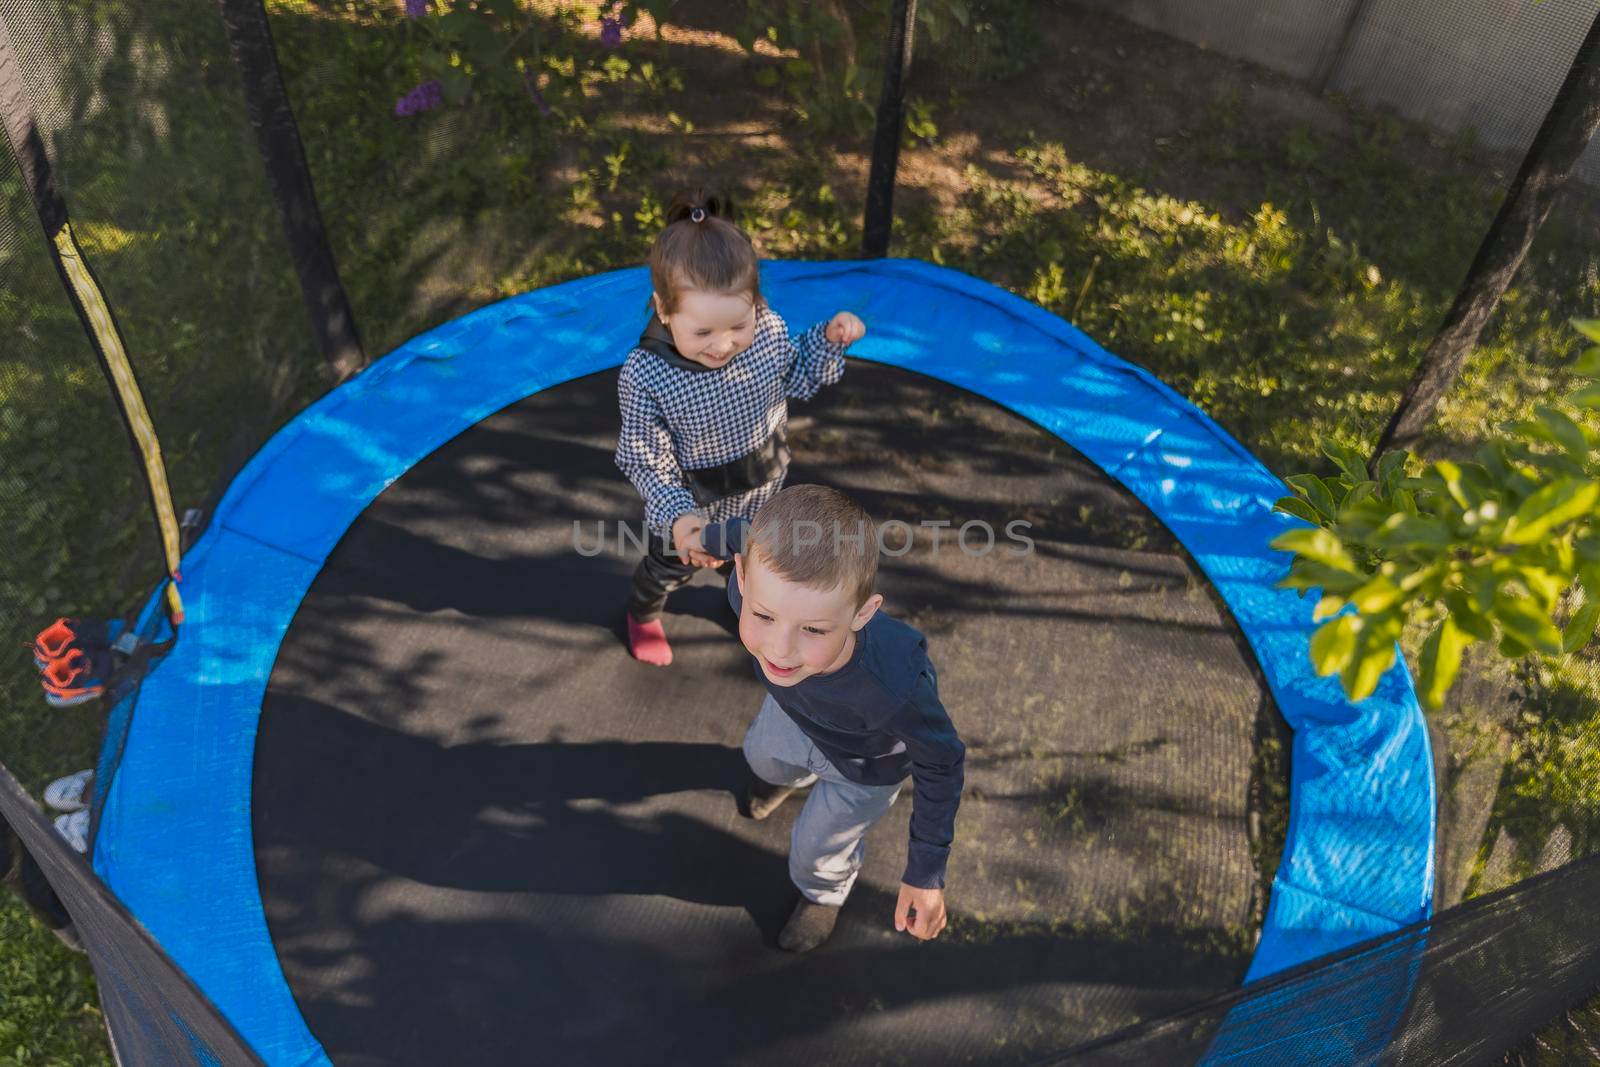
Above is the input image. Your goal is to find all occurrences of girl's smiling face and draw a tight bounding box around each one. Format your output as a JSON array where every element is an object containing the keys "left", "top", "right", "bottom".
[{"left": 655, "top": 288, "right": 757, "bottom": 368}]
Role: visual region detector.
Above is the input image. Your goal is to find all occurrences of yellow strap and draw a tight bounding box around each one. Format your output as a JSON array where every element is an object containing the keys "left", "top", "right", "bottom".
[{"left": 51, "top": 221, "right": 185, "bottom": 622}]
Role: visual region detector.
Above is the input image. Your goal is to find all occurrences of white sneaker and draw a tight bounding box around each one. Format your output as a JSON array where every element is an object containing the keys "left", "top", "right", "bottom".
[
  {"left": 43, "top": 770, "right": 93, "bottom": 813},
  {"left": 53, "top": 810, "right": 89, "bottom": 853}
]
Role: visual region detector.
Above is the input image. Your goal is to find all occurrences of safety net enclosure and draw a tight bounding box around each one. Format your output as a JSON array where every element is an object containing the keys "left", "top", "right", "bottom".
[{"left": 4, "top": 0, "right": 1600, "bottom": 1065}]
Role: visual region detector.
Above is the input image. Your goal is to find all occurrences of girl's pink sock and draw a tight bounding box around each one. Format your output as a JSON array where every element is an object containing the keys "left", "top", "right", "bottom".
[{"left": 626, "top": 614, "right": 673, "bottom": 666}]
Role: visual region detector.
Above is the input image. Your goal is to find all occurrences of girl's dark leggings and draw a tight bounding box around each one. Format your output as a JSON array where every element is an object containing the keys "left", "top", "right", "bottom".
[{"left": 626, "top": 531, "right": 732, "bottom": 621}]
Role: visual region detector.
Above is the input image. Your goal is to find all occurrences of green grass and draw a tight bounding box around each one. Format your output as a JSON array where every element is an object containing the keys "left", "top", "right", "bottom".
[
  {"left": 3, "top": 0, "right": 1600, "bottom": 1058},
  {"left": 0, "top": 895, "right": 110, "bottom": 1066}
]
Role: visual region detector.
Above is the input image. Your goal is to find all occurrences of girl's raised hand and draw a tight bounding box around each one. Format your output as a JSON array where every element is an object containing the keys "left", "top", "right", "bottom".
[{"left": 826, "top": 311, "right": 866, "bottom": 347}]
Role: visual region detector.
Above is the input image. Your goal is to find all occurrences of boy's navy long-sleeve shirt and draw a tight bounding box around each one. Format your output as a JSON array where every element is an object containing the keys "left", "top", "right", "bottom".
[{"left": 705, "top": 518, "right": 965, "bottom": 889}]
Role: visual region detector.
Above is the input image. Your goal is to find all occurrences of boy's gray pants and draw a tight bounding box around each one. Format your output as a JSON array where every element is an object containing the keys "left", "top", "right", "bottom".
[{"left": 742, "top": 694, "right": 902, "bottom": 906}]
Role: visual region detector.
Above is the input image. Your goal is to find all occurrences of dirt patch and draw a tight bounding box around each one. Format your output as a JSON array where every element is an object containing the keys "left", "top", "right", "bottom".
[{"left": 598, "top": 1, "right": 1515, "bottom": 256}]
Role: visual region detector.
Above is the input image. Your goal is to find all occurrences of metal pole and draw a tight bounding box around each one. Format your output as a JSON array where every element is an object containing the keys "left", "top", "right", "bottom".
[
  {"left": 1312, "top": 0, "right": 1373, "bottom": 94},
  {"left": 1374, "top": 8, "right": 1600, "bottom": 457},
  {"left": 217, "top": 0, "right": 366, "bottom": 379},
  {"left": 862, "top": 0, "right": 917, "bottom": 258}
]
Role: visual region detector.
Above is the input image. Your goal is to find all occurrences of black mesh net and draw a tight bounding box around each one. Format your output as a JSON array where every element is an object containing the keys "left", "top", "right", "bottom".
[
  {"left": 0, "top": 764, "right": 261, "bottom": 1066},
  {"left": 0, "top": 2, "right": 326, "bottom": 1058},
  {"left": 0, "top": 0, "right": 324, "bottom": 786},
  {"left": 1043, "top": 851, "right": 1600, "bottom": 1066},
  {"left": 263, "top": 0, "right": 1052, "bottom": 357},
  {"left": 0, "top": 86, "right": 135, "bottom": 798}
]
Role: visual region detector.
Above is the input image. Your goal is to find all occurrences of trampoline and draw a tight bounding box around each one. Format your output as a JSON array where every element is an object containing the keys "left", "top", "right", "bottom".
[{"left": 88, "top": 260, "right": 1435, "bottom": 1065}]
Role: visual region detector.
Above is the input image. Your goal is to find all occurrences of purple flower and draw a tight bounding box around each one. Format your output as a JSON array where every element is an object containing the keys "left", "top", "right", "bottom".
[
  {"left": 599, "top": 14, "right": 624, "bottom": 49},
  {"left": 523, "top": 72, "right": 552, "bottom": 115},
  {"left": 405, "top": 0, "right": 429, "bottom": 17},
  {"left": 394, "top": 79, "right": 443, "bottom": 116}
]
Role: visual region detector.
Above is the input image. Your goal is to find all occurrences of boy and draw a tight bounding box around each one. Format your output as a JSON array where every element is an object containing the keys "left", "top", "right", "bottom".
[{"left": 702, "top": 484, "right": 964, "bottom": 952}]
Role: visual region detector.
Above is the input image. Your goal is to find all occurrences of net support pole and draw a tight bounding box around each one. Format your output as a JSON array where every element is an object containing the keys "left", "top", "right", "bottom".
[
  {"left": 1374, "top": 9, "right": 1600, "bottom": 458},
  {"left": 1311, "top": 0, "right": 1372, "bottom": 93},
  {"left": 862, "top": 0, "right": 917, "bottom": 259},
  {"left": 0, "top": 14, "right": 185, "bottom": 622},
  {"left": 217, "top": 0, "right": 366, "bottom": 380}
]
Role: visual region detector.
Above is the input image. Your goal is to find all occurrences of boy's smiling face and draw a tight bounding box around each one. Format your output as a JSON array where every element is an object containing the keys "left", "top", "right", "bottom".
[
  {"left": 655, "top": 288, "right": 757, "bottom": 369},
  {"left": 734, "top": 548, "right": 882, "bottom": 687}
]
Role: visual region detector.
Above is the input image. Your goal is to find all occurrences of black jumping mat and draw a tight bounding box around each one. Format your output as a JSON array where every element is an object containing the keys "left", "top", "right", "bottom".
[{"left": 256, "top": 362, "right": 1275, "bottom": 1066}]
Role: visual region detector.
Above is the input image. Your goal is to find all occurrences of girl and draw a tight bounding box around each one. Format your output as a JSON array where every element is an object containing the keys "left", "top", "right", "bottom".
[{"left": 615, "top": 189, "right": 865, "bottom": 666}]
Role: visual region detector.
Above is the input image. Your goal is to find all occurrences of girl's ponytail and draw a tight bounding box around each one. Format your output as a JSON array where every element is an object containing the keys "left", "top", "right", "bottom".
[
  {"left": 663, "top": 188, "right": 735, "bottom": 226},
  {"left": 650, "top": 187, "right": 762, "bottom": 314}
]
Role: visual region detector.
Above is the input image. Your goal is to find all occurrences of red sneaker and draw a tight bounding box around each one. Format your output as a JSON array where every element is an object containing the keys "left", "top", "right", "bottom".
[
  {"left": 30, "top": 618, "right": 77, "bottom": 668},
  {"left": 40, "top": 648, "right": 107, "bottom": 707}
]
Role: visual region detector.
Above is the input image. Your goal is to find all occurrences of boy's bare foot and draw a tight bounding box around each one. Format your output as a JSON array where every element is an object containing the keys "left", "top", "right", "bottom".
[
  {"left": 740, "top": 770, "right": 799, "bottom": 820},
  {"left": 626, "top": 614, "right": 672, "bottom": 666},
  {"left": 778, "top": 898, "right": 840, "bottom": 953}
]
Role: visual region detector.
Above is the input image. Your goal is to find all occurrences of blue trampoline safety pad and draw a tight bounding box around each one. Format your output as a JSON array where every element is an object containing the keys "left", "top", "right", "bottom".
[{"left": 93, "top": 259, "right": 1433, "bottom": 1065}]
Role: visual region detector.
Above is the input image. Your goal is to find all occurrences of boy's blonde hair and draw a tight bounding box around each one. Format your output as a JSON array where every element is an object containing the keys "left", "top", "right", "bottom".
[
  {"left": 748, "top": 485, "right": 879, "bottom": 609},
  {"left": 649, "top": 188, "right": 763, "bottom": 314}
]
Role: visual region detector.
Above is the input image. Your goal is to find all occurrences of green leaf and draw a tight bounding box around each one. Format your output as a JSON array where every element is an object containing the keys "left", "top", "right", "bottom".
[
  {"left": 1506, "top": 418, "right": 1555, "bottom": 447},
  {"left": 1431, "top": 460, "right": 1474, "bottom": 510},
  {"left": 1285, "top": 473, "right": 1338, "bottom": 521},
  {"left": 1457, "top": 462, "right": 1498, "bottom": 505},
  {"left": 1418, "top": 615, "right": 1470, "bottom": 709},
  {"left": 1370, "top": 512, "right": 1453, "bottom": 551},
  {"left": 1273, "top": 495, "right": 1323, "bottom": 525},
  {"left": 1571, "top": 318, "right": 1600, "bottom": 345},
  {"left": 1279, "top": 559, "right": 1367, "bottom": 596},
  {"left": 1562, "top": 595, "right": 1600, "bottom": 653},
  {"left": 1320, "top": 437, "right": 1369, "bottom": 487},
  {"left": 1494, "top": 592, "right": 1564, "bottom": 656},
  {"left": 1341, "top": 480, "right": 1378, "bottom": 511},
  {"left": 1498, "top": 631, "right": 1532, "bottom": 658},
  {"left": 1574, "top": 344, "right": 1600, "bottom": 376},
  {"left": 1516, "top": 564, "right": 1566, "bottom": 611},
  {"left": 1313, "top": 594, "right": 1345, "bottom": 622},
  {"left": 1468, "top": 567, "right": 1500, "bottom": 613},
  {"left": 1310, "top": 614, "right": 1359, "bottom": 676},
  {"left": 1376, "top": 449, "right": 1409, "bottom": 494},
  {"left": 1271, "top": 526, "right": 1359, "bottom": 572},
  {"left": 1581, "top": 562, "right": 1600, "bottom": 598},
  {"left": 1397, "top": 559, "right": 1441, "bottom": 593},
  {"left": 1567, "top": 381, "right": 1600, "bottom": 409},
  {"left": 1477, "top": 442, "right": 1512, "bottom": 485},
  {"left": 1535, "top": 404, "right": 1589, "bottom": 460},
  {"left": 1341, "top": 619, "right": 1398, "bottom": 702},
  {"left": 1445, "top": 591, "right": 1496, "bottom": 640},
  {"left": 1503, "top": 479, "right": 1600, "bottom": 545},
  {"left": 1335, "top": 502, "right": 1387, "bottom": 541},
  {"left": 1349, "top": 574, "right": 1401, "bottom": 613}
]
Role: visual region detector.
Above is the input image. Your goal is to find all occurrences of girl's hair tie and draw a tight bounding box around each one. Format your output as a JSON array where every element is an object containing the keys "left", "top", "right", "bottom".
[{"left": 690, "top": 207, "right": 707, "bottom": 223}]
